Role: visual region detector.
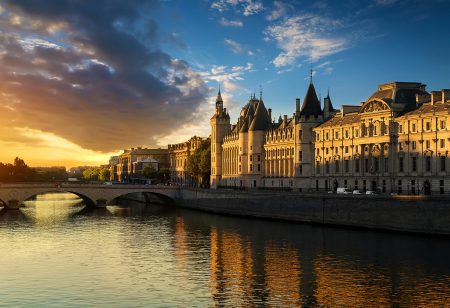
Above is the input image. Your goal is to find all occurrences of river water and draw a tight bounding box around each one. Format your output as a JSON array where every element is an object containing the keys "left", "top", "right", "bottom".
[{"left": 0, "top": 192, "right": 449, "bottom": 307}]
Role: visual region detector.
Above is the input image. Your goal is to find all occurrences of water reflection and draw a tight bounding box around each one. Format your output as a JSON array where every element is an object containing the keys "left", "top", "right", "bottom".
[{"left": 0, "top": 193, "right": 449, "bottom": 307}]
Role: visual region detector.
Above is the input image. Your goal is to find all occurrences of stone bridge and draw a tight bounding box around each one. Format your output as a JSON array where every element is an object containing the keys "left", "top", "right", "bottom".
[{"left": 0, "top": 183, "right": 181, "bottom": 209}]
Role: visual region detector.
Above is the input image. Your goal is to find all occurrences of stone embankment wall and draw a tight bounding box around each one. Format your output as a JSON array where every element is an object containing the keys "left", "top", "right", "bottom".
[{"left": 177, "top": 189, "right": 450, "bottom": 235}]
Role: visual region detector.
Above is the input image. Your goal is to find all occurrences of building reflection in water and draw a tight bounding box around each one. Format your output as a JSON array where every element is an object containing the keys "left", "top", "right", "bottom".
[
  {"left": 264, "top": 243, "right": 302, "bottom": 307},
  {"left": 174, "top": 211, "right": 450, "bottom": 307}
]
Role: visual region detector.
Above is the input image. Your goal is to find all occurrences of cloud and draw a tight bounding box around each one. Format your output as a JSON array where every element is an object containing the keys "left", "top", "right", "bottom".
[
  {"left": 0, "top": 1, "right": 208, "bottom": 153},
  {"left": 211, "top": 0, "right": 264, "bottom": 16},
  {"left": 264, "top": 15, "right": 347, "bottom": 67},
  {"left": 266, "top": 1, "right": 289, "bottom": 21},
  {"left": 219, "top": 17, "right": 243, "bottom": 27},
  {"left": 224, "top": 38, "right": 254, "bottom": 56}
]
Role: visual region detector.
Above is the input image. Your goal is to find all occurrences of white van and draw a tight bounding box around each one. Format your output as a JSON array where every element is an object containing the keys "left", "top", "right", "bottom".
[{"left": 336, "top": 187, "right": 352, "bottom": 194}]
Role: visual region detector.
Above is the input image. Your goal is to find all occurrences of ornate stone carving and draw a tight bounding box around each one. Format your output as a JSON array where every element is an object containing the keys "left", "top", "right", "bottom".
[{"left": 361, "top": 100, "right": 389, "bottom": 113}]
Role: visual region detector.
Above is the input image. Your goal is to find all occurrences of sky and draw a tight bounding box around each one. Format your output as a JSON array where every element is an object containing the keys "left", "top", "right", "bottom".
[{"left": 0, "top": 0, "right": 449, "bottom": 167}]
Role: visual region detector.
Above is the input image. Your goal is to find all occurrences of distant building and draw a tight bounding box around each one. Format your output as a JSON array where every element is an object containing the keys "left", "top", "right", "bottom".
[
  {"left": 168, "top": 136, "right": 208, "bottom": 184},
  {"left": 116, "top": 147, "right": 169, "bottom": 183},
  {"left": 211, "top": 79, "right": 450, "bottom": 195}
]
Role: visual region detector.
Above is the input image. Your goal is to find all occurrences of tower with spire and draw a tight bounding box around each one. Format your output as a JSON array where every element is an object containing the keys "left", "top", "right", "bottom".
[
  {"left": 294, "top": 69, "right": 325, "bottom": 182},
  {"left": 210, "top": 88, "right": 231, "bottom": 188}
]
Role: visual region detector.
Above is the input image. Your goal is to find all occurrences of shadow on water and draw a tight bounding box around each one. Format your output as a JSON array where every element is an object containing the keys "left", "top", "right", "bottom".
[{"left": 0, "top": 207, "right": 29, "bottom": 222}]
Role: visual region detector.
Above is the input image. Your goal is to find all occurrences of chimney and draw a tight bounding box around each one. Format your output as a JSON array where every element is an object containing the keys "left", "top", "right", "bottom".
[
  {"left": 268, "top": 108, "right": 272, "bottom": 120},
  {"left": 431, "top": 91, "right": 443, "bottom": 105},
  {"left": 295, "top": 98, "right": 300, "bottom": 112},
  {"left": 284, "top": 115, "right": 288, "bottom": 123},
  {"left": 442, "top": 89, "right": 450, "bottom": 103}
]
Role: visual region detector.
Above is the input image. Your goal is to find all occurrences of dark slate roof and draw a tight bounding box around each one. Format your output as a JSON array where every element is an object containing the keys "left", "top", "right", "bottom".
[
  {"left": 249, "top": 101, "right": 271, "bottom": 131},
  {"left": 317, "top": 112, "right": 361, "bottom": 128},
  {"left": 399, "top": 101, "right": 450, "bottom": 117},
  {"left": 300, "top": 82, "right": 323, "bottom": 116},
  {"left": 240, "top": 118, "right": 249, "bottom": 133}
]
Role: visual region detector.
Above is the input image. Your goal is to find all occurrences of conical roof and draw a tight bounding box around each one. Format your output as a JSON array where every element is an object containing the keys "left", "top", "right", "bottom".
[
  {"left": 249, "top": 101, "right": 270, "bottom": 131},
  {"left": 324, "top": 90, "right": 335, "bottom": 112},
  {"left": 300, "top": 81, "right": 323, "bottom": 116}
]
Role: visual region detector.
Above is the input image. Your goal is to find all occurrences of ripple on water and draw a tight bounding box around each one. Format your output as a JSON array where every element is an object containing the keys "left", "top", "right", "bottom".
[{"left": 0, "top": 193, "right": 449, "bottom": 307}]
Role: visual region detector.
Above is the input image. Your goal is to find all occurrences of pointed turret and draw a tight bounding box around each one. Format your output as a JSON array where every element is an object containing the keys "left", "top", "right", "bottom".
[
  {"left": 323, "top": 89, "right": 335, "bottom": 119},
  {"left": 300, "top": 79, "right": 323, "bottom": 117}
]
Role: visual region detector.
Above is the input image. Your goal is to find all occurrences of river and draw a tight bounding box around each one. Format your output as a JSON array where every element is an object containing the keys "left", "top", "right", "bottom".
[{"left": 0, "top": 192, "right": 449, "bottom": 307}]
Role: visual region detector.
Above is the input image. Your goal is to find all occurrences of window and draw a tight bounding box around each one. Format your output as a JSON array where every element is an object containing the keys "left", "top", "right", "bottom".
[
  {"left": 345, "top": 130, "right": 349, "bottom": 138},
  {"left": 399, "top": 142, "right": 403, "bottom": 151},
  {"left": 441, "top": 156, "right": 446, "bottom": 172},
  {"left": 335, "top": 147, "right": 338, "bottom": 154},
  {"left": 325, "top": 161, "right": 330, "bottom": 173},
  {"left": 399, "top": 157, "right": 404, "bottom": 172},
  {"left": 426, "top": 140, "right": 430, "bottom": 149},
  {"left": 440, "top": 180, "right": 444, "bottom": 194},
  {"left": 355, "top": 159, "right": 360, "bottom": 173},
  {"left": 345, "top": 146, "right": 349, "bottom": 154},
  {"left": 250, "top": 155, "right": 253, "bottom": 162},
  {"left": 398, "top": 180, "right": 402, "bottom": 194},
  {"left": 250, "top": 164, "right": 253, "bottom": 171},
  {"left": 411, "top": 123, "right": 416, "bottom": 132},
  {"left": 326, "top": 148, "right": 329, "bottom": 155},
  {"left": 335, "top": 131, "right": 339, "bottom": 139},
  {"left": 426, "top": 156, "right": 431, "bottom": 172},
  {"left": 257, "top": 164, "right": 261, "bottom": 172},
  {"left": 299, "top": 164, "right": 303, "bottom": 175},
  {"left": 412, "top": 141, "right": 416, "bottom": 150},
  {"left": 373, "top": 157, "right": 379, "bottom": 172},
  {"left": 355, "top": 129, "right": 359, "bottom": 138},
  {"left": 365, "top": 158, "right": 369, "bottom": 173},
  {"left": 426, "top": 122, "right": 431, "bottom": 131},
  {"left": 316, "top": 162, "right": 320, "bottom": 173},
  {"left": 399, "top": 124, "right": 403, "bottom": 133},
  {"left": 345, "top": 160, "right": 349, "bottom": 173},
  {"left": 250, "top": 146, "right": 253, "bottom": 150},
  {"left": 441, "top": 139, "right": 445, "bottom": 148},
  {"left": 384, "top": 157, "right": 389, "bottom": 172},
  {"left": 374, "top": 125, "right": 378, "bottom": 135},
  {"left": 258, "top": 155, "right": 261, "bottom": 161},
  {"left": 299, "top": 130, "right": 302, "bottom": 140},
  {"left": 326, "top": 132, "right": 329, "bottom": 140},
  {"left": 412, "top": 157, "right": 417, "bottom": 172},
  {"left": 440, "top": 120, "right": 446, "bottom": 130},
  {"left": 299, "top": 151, "right": 302, "bottom": 162},
  {"left": 335, "top": 160, "right": 339, "bottom": 173}
]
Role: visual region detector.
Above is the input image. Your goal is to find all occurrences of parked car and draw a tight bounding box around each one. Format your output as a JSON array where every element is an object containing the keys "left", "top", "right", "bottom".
[
  {"left": 366, "top": 190, "right": 378, "bottom": 195},
  {"left": 337, "top": 187, "right": 352, "bottom": 194},
  {"left": 353, "top": 190, "right": 363, "bottom": 194}
]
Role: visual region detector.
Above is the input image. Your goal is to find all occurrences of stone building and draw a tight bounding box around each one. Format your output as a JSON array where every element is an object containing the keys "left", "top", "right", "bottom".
[
  {"left": 115, "top": 147, "right": 168, "bottom": 183},
  {"left": 313, "top": 82, "right": 450, "bottom": 195},
  {"left": 211, "top": 79, "right": 450, "bottom": 195},
  {"left": 168, "top": 136, "right": 208, "bottom": 184}
]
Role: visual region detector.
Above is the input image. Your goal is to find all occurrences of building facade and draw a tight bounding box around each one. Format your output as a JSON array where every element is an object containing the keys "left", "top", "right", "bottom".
[
  {"left": 211, "top": 80, "right": 450, "bottom": 195},
  {"left": 168, "top": 136, "right": 208, "bottom": 184},
  {"left": 115, "top": 147, "right": 169, "bottom": 183}
]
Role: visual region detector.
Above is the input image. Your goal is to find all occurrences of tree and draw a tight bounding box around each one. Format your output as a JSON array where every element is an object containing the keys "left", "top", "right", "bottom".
[
  {"left": 82, "top": 168, "right": 100, "bottom": 181},
  {"left": 141, "top": 165, "right": 157, "bottom": 179},
  {"left": 98, "top": 169, "right": 111, "bottom": 182},
  {"left": 187, "top": 138, "right": 211, "bottom": 187}
]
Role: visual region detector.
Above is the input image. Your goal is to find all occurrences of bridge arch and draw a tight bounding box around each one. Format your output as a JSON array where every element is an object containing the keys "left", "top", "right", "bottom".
[
  {"left": 21, "top": 190, "right": 96, "bottom": 207},
  {"left": 108, "top": 191, "right": 176, "bottom": 206}
]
